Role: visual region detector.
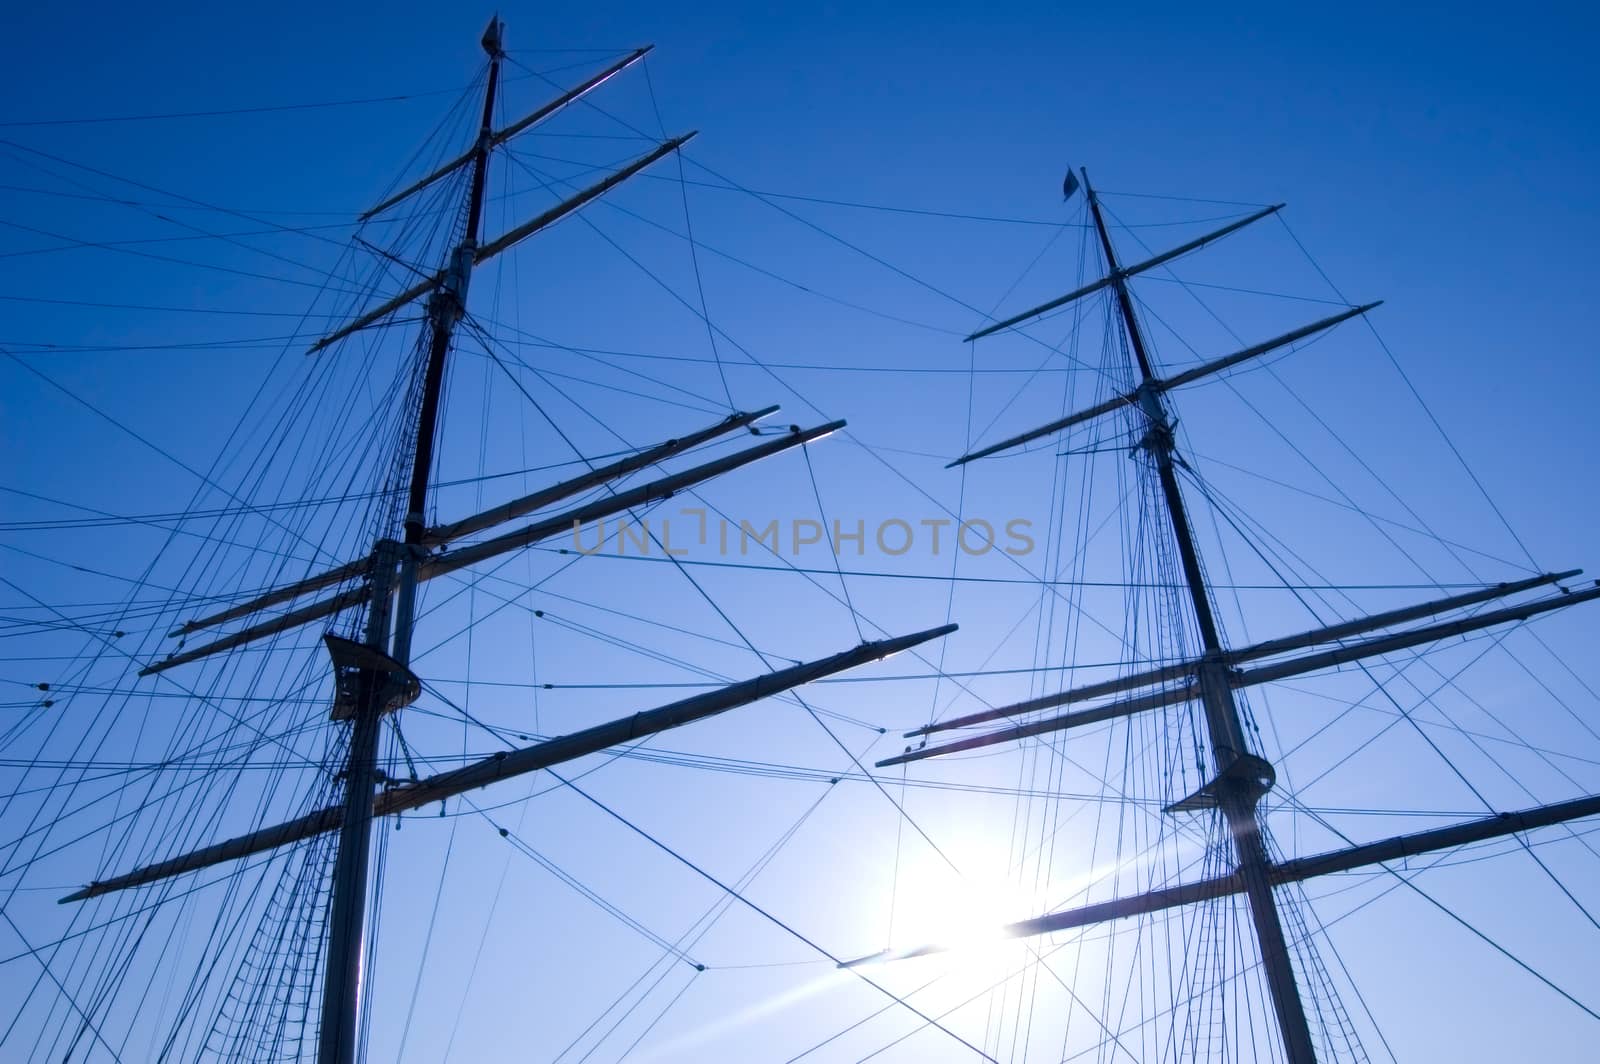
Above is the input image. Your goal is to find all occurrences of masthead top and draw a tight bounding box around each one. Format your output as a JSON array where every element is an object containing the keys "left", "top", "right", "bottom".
[{"left": 481, "top": 15, "right": 504, "bottom": 57}]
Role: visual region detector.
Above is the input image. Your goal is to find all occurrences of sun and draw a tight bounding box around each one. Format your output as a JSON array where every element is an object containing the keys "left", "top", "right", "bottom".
[{"left": 885, "top": 873, "right": 1036, "bottom": 957}]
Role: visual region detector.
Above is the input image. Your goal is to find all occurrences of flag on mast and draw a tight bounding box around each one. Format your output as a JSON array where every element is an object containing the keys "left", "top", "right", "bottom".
[{"left": 1062, "top": 168, "right": 1081, "bottom": 201}]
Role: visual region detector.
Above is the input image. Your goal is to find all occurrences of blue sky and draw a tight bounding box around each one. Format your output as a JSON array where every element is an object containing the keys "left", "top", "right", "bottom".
[{"left": 3, "top": 2, "right": 1599, "bottom": 1061}]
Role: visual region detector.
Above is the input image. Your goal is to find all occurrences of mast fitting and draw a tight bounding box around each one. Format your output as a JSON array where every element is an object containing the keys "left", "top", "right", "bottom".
[
  {"left": 1165, "top": 752, "right": 1276, "bottom": 814},
  {"left": 481, "top": 16, "right": 505, "bottom": 58},
  {"left": 429, "top": 243, "right": 476, "bottom": 328}
]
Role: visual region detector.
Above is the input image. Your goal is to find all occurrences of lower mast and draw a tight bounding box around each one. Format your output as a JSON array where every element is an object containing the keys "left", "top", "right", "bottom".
[
  {"left": 1082, "top": 169, "right": 1320, "bottom": 1063},
  {"left": 315, "top": 540, "right": 402, "bottom": 1063},
  {"left": 316, "top": 18, "right": 504, "bottom": 1064}
]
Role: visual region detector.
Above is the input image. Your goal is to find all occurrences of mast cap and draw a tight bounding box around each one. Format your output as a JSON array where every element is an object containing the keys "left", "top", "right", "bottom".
[{"left": 481, "top": 15, "right": 505, "bottom": 57}]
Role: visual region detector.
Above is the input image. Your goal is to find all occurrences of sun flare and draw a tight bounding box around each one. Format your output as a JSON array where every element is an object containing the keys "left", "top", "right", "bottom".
[{"left": 886, "top": 876, "right": 1036, "bottom": 956}]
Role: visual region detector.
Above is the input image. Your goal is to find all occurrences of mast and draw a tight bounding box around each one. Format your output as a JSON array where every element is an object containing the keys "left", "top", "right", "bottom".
[
  {"left": 857, "top": 168, "right": 1600, "bottom": 1053},
  {"left": 405, "top": 16, "right": 503, "bottom": 548},
  {"left": 317, "top": 18, "right": 504, "bottom": 1064},
  {"left": 70, "top": 23, "right": 948, "bottom": 1060},
  {"left": 33, "top": 25, "right": 980, "bottom": 1061},
  {"left": 1080, "top": 169, "right": 1320, "bottom": 1064}
]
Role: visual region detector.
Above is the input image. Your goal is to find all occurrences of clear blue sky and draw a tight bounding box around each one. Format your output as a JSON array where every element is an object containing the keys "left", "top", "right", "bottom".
[{"left": 3, "top": 2, "right": 1599, "bottom": 1061}]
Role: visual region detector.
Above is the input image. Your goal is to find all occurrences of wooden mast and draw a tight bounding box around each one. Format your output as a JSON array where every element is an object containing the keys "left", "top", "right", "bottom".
[
  {"left": 63, "top": 26, "right": 961, "bottom": 1062},
  {"left": 317, "top": 18, "right": 504, "bottom": 1064},
  {"left": 403, "top": 17, "right": 503, "bottom": 548},
  {"left": 859, "top": 169, "right": 1600, "bottom": 1051},
  {"left": 1078, "top": 169, "right": 1320, "bottom": 1064}
]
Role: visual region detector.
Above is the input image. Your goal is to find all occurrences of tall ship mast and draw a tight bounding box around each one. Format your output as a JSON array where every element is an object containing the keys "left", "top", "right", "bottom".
[
  {"left": 4, "top": 17, "right": 1598, "bottom": 1063},
  {"left": 852, "top": 170, "right": 1599, "bottom": 1062}
]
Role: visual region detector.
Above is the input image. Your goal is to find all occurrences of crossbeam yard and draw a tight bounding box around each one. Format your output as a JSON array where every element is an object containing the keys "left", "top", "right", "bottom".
[
  {"left": 878, "top": 578, "right": 1600, "bottom": 768},
  {"left": 168, "top": 406, "right": 780, "bottom": 640},
  {"left": 963, "top": 203, "right": 1285, "bottom": 341},
  {"left": 309, "top": 132, "right": 696, "bottom": 354},
  {"left": 906, "top": 569, "right": 1582, "bottom": 740},
  {"left": 840, "top": 789, "right": 1600, "bottom": 967},
  {"left": 67, "top": 623, "right": 956, "bottom": 903},
  {"left": 951, "top": 301, "right": 1380, "bottom": 466},
  {"left": 168, "top": 406, "right": 780, "bottom": 638},
  {"left": 142, "top": 415, "right": 834, "bottom": 675},
  {"left": 359, "top": 47, "right": 655, "bottom": 222}
]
